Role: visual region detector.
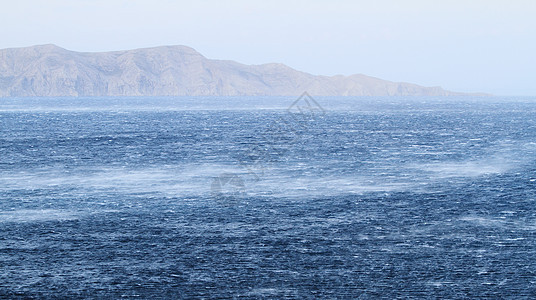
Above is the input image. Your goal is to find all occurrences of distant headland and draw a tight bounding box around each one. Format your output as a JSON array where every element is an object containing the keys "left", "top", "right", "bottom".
[{"left": 0, "top": 44, "right": 488, "bottom": 97}]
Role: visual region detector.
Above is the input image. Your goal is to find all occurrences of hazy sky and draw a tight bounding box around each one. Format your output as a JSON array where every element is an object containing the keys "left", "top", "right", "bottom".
[{"left": 1, "top": 0, "right": 534, "bottom": 95}]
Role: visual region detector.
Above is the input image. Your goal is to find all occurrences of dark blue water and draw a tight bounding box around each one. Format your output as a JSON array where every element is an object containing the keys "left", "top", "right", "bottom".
[{"left": 1, "top": 97, "right": 535, "bottom": 298}]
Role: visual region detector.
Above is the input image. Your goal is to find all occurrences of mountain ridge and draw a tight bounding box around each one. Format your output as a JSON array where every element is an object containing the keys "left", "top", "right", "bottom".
[{"left": 0, "top": 44, "right": 486, "bottom": 97}]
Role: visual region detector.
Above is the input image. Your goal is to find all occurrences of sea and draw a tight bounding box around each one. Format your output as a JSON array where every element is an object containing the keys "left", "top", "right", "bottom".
[{"left": 0, "top": 96, "right": 535, "bottom": 298}]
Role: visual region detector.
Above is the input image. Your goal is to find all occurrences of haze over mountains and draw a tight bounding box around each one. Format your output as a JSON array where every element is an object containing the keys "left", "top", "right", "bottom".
[{"left": 0, "top": 44, "right": 477, "bottom": 97}]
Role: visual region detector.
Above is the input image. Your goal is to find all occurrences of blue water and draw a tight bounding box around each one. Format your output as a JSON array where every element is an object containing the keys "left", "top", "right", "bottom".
[{"left": 1, "top": 96, "right": 536, "bottom": 298}]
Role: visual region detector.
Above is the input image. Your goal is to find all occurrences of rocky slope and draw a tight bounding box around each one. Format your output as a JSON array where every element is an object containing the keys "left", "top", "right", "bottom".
[{"left": 0, "top": 44, "right": 472, "bottom": 96}]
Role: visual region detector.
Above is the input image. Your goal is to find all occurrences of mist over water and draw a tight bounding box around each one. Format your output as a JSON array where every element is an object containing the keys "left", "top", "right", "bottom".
[{"left": 1, "top": 97, "right": 536, "bottom": 298}]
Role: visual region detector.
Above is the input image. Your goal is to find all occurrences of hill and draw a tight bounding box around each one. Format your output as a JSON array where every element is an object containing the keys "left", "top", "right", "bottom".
[{"left": 0, "top": 44, "right": 477, "bottom": 97}]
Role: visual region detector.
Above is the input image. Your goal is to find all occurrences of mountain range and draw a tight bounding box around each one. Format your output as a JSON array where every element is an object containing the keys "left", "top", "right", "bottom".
[{"left": 0, "top": 44, "right": 479, "bottom": 97}]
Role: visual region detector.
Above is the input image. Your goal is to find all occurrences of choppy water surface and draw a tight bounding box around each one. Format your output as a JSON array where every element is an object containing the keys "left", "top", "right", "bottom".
[{"left": 1, "top": 97, "right": 535, "bottom": 298}]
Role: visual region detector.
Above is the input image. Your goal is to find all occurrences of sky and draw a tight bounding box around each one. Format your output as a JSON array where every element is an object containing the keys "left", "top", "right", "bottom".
[{"left": 0, "top": 0, "right": 535, "bottom": 96}]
